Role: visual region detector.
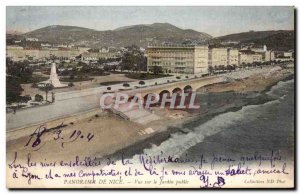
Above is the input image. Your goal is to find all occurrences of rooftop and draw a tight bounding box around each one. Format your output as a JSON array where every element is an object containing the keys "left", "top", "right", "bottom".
[{"left": 147, "top": 44, "right": 208, "bottom": 49}]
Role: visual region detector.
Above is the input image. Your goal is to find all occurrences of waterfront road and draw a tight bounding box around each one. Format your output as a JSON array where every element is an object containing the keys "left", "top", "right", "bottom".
[
  {"left": 6, "top": 67, "right": 271, "bottom": 131},
  {"left": 7, "top": 75, "right": 183, "bottom": 130}
]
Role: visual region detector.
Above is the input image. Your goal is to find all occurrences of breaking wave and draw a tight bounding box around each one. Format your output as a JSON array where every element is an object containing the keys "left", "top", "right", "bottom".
[
  {"left": 266, "top": 79, "right": 294, "bottom": 97},
  {"left": 131, "top": 98, "right": 281, "bottom": 161},
  {"left": 130, "top": 78, "right": 294, "bottom": 161}
]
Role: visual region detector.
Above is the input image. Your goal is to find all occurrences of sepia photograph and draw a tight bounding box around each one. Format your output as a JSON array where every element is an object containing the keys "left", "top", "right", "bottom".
[{"left": 5, "top": 5, "right": 295, "bottom": 189}]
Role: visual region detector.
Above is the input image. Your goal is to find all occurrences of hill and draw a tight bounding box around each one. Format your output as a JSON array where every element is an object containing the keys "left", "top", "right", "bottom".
[
  {"left": 242, "top": 31, "right": 294, "bottom": 51},
  {"left": 215, "top": 30, "right": 294, "bottom": 51},
  {"left": 22, "top": 23, "right": 212, "bottom": 48}
]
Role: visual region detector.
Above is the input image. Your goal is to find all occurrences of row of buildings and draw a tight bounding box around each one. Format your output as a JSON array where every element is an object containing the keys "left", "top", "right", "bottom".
[
  {"left": 146, "top": 44, "right": 292, "bottom": 74},
  {"left": 7, "top": 42, "right": 294, "bottom": 75},
  {"left": 80, "top": 47, "right": 121, "bottom": 61},
  {"left": 6, "top": 45, "right": 121, "bottom": 61}
]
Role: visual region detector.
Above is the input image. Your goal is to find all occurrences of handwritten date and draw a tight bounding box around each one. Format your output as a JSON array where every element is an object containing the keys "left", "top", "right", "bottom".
[{"left": 25, "top": 123, "right": 94, "bottom": 151}]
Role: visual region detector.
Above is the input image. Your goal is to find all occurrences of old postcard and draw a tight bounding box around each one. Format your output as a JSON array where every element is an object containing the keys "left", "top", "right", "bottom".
[{"left": 6, "top": 6, "right": 295, "bottom": 189}]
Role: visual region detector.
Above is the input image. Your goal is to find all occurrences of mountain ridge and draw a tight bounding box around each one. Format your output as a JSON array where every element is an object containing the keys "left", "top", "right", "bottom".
[
  {"left": 214, "top": 30, "right": 294, "bottom": 51},
  {"left": 9, "top": 25, "right": 294, "bottom": 51},
  {"left": 22, "top": 23, "right": 212, "bottom": 48}
]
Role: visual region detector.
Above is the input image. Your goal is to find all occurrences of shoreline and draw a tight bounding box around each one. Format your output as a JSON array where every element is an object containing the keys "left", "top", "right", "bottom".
[
  {"left": 105, "top": 68, "right": 295, "bottom": 161},
  {"left": 6, "top": 66, "right": 295, "bottom": 164}
]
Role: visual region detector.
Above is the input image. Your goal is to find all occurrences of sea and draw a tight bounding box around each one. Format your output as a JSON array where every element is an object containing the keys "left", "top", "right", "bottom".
[{"left": 111, "top": 77, "right": 295, "bottom": 165}]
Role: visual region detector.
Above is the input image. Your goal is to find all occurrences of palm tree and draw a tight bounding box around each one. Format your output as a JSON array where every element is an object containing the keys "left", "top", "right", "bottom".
[
  {"left": 233, "top": 65, "right": 237, "bottom": 71},
  {"left": 241, "top": 62, "right": 246, "bottom": 70},
  {"left": 226, "top": 65, "right": 232, "bottom": 72},
  {"left": 215, "top": 65, "right": 220, "bottom": 74},
  {"left": 220, "top": 65, "right": 225, "bottom": 72},
  {"left": 153, "top": 65, "right": 163, "bottom": 75},
  {"left": 208, "top": 65, "right": 214, "bottom": 75},
  {"left": 43, "top": 83, "right": 53, "bottom": 102}
]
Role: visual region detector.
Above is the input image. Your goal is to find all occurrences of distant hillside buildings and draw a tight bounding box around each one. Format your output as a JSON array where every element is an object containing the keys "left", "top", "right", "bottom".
[
  {"left": 146, "top": 44, "right": 293, "bottom": 74},
  {"left": 25, "top": 37, "right": 39, "bottom": 42},
  {"left": 81, "top": 47, "right": 121, "bottom": 61},
  {"left": 6, "top": 46, "right": 83, "bottom": 61}
]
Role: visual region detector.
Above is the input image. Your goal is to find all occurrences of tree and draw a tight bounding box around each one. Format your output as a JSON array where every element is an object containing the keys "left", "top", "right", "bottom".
[
  {"left": 69, "top": 74, "right": 75, "bottom": 80},
  {"left": 232, "top": 65, "right": 237, "bottom": 70},
  {"left": 121, "top": 45, "right": 147, "bottom": 72},
  {"left": 153, "top": 65, "right": 163, "bottom": 75},
  {"left": 19, "top": 95, "right": 32, "bottom": 103},
  {"left": 35, "top": 94, "right": 43, "bottom": 102},
  {"left": 208, "top": 65, "right": 214, "bottom": 75},
  {"left": 6, "top": 76, "right": 23, "bottom": 104},
  {"left": 6, "top": 58, "right": 33, "bottom": 83},
  {"left": 40, "top": 83, "right": 53, "bottom": 102},
  {"left": 226, "top": 65, "right": 233, "bottom": 72},
  {"left": 140, "top": 73, "right": 146, "bottom": 79},
  {"left": 68, "top": 82, "right": 74, "bottom": 87},
  {"left": 31, "top": 82, "right": 38, "bottom": 88},
  {"left": 215, "top": 65, "right": 220, "bottom": 74},
  {"left": 220, "top": 65, "right": 225, "bottom": 72},
  {"left": 103, "top": 65, "right": 111, "bottom": 72},
  {"left": 241, "top": 62, "right": 246, "bottom": 70}
]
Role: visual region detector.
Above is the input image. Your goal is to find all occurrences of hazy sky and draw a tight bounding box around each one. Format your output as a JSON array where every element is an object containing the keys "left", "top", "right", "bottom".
[{"left": 6, "top": 6, "right": 294, "bottom": 37}]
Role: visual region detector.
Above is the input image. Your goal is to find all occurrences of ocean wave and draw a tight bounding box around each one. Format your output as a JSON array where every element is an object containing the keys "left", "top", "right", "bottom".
[
  {"left": 266, "top": 79, "right": 294, "bottom": 97},
  {"left": 131, "top": 97, "right": 283, "bottom": 160}
]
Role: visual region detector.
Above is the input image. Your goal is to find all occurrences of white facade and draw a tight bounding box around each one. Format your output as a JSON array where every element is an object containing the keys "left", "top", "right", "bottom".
[
  {"left": 210, "top": 48, "right": 228, "bottom": 67},
  {"left": 228, "top": 49, "right": 239, "bottom": 66},
  {"left": 147, "top": 45, "right": 209, "bottom": 74}
]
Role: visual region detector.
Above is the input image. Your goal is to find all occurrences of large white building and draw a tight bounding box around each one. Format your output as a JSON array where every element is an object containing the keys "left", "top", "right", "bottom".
[
  {"left": 147, "top": 44, "right": 209, "bottom": 74},
  {"left": 228, "top": 49, "right": 239, "bottom": 66},
  {"left": 146, "top": 44, "right": 277, "bottom": 74},
  {"left": 239, "top": 50, "right": 263, "bottom": 65},
  {"left": 210, "top": 48, "right": 228, "bottom": 67},
  {"left": 81, "top": 48, "right": 121, "bottom": 61},
  {"left": 6, "top": 46, "right": 83, "bottom": 61}
]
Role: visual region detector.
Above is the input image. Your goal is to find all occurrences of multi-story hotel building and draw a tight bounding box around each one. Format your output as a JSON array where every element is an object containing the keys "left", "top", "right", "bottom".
[
  {"left": 228, "top": 49, "right": 239, "bottom": 66},
  {"left": 210, "top": 48, "right": 228, "bottom": 67},
  {"left": 6, "top": 46, "right": 83, "bottom": 61},
  {"left": 146, "top": 44, "right": 275, "bottom": 74},
  {"left": 81, "top": 51, "right": 120, "bottom": 61},
  {"left": 146, "top": 44, "right": 209, "bottom": 74},
  {"left": 239, "top": 50, "right": 263, "bottom": 64}
]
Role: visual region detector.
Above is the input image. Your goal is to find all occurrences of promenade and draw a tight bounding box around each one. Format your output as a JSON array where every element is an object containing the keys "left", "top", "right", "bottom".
[{"left": 6, "top": 67, "right": 273, "bottom": 130}]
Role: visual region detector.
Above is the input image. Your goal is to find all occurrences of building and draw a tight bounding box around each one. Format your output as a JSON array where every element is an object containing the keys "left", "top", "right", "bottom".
[
  {"left": 264, "top": 50, "right": 274, "bottom": 62},
  {"left": 239, "top": 50, "right": 263, "bottom": 65},
  {"left": 250, "top": 45, "right": 272, "bottom": 62},
  {"left": 228, "top": 49, "right": 239, "bottom": 66},
  {"left": 26, "top": 37, "right": 39, "bottom": 42},
  {"left": 272, "top": 51, "right": 294, "bottom": 62},
  {"left": 146, "top": 44, "right": 277, "bottom": 74},
  {"left": 283, "top": 51, "right": 294, "bottom": 58},
  {"left": 146, "top": 44, "right": 209, "bottom": 74},
  {"left": 81, "top": 48, "right": 121, "bottom": 61},
  {"left": 210, "top": 48, "right": 228, "bottom": 67},
  {"left": 6, "top": 46, "right": 83, "bottom": 61},
  {"left": 194, "top": 46, "right": 210, "bottom": 73}
]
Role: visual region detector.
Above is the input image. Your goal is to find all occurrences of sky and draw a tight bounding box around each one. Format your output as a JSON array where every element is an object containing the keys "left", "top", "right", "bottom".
[{"left": 6, "top": 6, "right": 294, "bottom": 37}]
